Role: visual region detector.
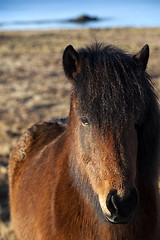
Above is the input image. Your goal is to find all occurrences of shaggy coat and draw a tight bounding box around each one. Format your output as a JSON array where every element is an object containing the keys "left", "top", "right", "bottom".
[{"left": 9, "top": 43, "right": 160, "bottom": 240}]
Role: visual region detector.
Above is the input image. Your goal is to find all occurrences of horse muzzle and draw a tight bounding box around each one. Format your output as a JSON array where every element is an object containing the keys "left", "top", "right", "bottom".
[{"left": 105, "top": 187, "right": 139, "bottom": 224}]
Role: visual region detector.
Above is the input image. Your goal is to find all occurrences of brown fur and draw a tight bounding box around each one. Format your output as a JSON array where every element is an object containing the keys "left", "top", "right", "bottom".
[{"left": 9, "top": 44, "right": 160, "bottom": 239}]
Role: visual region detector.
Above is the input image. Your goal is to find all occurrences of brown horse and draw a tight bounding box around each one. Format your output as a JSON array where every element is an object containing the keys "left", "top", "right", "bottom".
[{"left": 9, "top": 43, "right": 160, "bottom": 240}]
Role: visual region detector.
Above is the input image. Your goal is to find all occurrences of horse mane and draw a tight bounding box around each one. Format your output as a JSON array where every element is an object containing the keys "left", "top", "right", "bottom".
[
  {"left": 72, "top": 43, "right": 160, "bottom": 181},
  {"left": 74, "top": 44, "right": 149, "bottom": 126},
  {"left": 9, "top": 119, "right": 67, "bottom": 189}
]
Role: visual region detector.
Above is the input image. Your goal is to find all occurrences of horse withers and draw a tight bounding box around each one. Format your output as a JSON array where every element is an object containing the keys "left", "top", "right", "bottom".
[{"left": 9, "top": 43, "right": 160, "bottom": 239}]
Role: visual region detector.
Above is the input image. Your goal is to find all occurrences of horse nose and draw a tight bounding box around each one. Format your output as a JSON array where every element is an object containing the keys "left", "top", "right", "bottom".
[{"left": 106, "top": 187, "right": 138, "bottom": 224}]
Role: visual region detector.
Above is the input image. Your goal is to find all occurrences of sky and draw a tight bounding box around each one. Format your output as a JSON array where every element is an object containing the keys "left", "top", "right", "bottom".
[{"left": 0, "top": 0, "right": 160, "bottom": 30}]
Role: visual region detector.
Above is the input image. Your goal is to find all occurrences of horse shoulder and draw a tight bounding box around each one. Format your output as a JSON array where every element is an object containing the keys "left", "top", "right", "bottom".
[{"left": 8, "top": 118, "right": 68, "bottom": 191}]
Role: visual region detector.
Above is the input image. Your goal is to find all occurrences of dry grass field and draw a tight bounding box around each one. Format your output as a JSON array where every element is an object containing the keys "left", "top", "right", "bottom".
[{"left": 0, "top": 27, "right": 160, "bottom": 239}]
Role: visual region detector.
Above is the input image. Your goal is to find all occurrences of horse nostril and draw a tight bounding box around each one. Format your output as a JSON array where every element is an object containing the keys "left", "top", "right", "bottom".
[
  {"left": 106, "top": 188, "right": 138, "bottom": 223},
  {"left": 106, "top": 190, "right": 118, "bottom": 214}
]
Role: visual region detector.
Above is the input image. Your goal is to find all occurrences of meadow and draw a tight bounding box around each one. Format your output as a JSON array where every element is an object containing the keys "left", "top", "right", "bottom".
[{"left": 0, "top": 27, "right": 160, "bottom": 239}]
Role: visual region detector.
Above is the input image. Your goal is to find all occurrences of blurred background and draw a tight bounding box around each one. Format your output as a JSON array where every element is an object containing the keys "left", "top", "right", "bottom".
[
  {"left": 0, "top": 1, "right": 160, "bottom": 239},
  {"left": 0, "top": 0, "right": 160, "bottom": 31}
]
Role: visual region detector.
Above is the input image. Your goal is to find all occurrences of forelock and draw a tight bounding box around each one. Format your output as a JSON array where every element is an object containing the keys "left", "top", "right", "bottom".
[{"left": 73, "top": 44, "right": 150, "bottom": 129}]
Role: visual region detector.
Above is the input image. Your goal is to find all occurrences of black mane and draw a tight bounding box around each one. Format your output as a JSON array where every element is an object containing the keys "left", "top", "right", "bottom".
[
  {"left": 69, "top": 43, "right": 159, "bottom": 180},
  {"left": 74, "top": 43, "right": 154, "bottom": 130}
]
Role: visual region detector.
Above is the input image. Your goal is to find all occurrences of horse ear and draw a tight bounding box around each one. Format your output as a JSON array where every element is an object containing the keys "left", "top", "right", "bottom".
[
  {"left": 133, "top": 44, "right": 149, "bottom": 71},
  {"left": 63, "top": 45, "right": 81, "bottom": 81}
]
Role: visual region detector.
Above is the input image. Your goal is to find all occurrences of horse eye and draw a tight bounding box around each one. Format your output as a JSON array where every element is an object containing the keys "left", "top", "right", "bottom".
[{"left": 80, "top": 117, "right": 89, "bottom": 127}]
